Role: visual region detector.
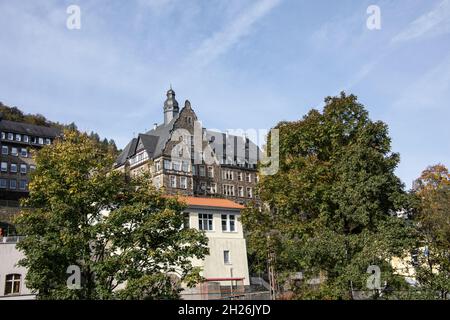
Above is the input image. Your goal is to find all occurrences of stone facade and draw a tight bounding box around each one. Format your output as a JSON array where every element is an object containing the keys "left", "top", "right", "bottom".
[{"left": 116, "top": 89, "right": 261, "bottom": 205}]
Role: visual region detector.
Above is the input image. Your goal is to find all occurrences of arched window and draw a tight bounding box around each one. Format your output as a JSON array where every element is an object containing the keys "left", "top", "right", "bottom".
[{"left": 4, "top": 274, "right": 21, "bottom": 295}]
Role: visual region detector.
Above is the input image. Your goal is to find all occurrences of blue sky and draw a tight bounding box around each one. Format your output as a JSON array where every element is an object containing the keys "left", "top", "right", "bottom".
[{"left": 0, "top": 0, "right": 449, "bottom": 188}]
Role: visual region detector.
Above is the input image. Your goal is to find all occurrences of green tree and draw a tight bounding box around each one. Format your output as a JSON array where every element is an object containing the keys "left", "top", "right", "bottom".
[
  {"left": 412, "top": 164, "right": 450, "bottom": 299},
  {"left": 15, "top": 130, "right": 208, "bottom": 299},
  {"left": 242, "top": 92, "right": 415, "bottom": 299}
]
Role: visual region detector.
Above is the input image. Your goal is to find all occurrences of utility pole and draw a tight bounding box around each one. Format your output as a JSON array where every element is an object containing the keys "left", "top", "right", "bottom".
[{"left": 267, "top": 235, "right": 277, "bottom": 300}]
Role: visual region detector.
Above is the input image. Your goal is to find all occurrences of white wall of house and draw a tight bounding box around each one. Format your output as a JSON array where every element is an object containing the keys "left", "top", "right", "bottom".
[
  {"left": 185, "top": 206, "right": 250, "bottom": 286},
  {"left": 0, "top": 239, "right": 34, "bottom": 299}
]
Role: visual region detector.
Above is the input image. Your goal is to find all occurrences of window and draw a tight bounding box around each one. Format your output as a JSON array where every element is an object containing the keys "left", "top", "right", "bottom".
[
  {"left": 20, "top": 164, "right": 27, "bottom": 174},
  {"left": 192, "top": 165, "right": 197, "bottom": 176},
  {"left": 11, "top": 147, "right": 18, "bottom": 156},
  {"left": 180, "top": 176, "right": 187, "bottom": 189},
  {"left": 4, "top": 274, "right": 21, "bottom": 295},
  {"left": 155, "top": 161, "right": 161, "bottom": 171},
  {"left": 1, "top": 132, "right": 5, "bottom": 139},
  {"left": 129, "top": 151, "right": 148, "bottom": 166},
  {"left": 19, "top": 180, "right": 27, "bottom": 190},
  {"left": 223, "top": 170, "right": 234, "bottom": 180},
  {"left": 20, "top": 148, "right": 28, "bottom": 157},
  {"left": 207, "top": 166, "right": 214, "bottom": 178},
  {"left": 199, "top": 165, "right": 205, "bottom": 177},
  {"left": 246, "top": 173, "right": 252, "bottom": 183},
  {"left": 238, "top": 186, "right": 244, "bottom": 197},
  {"left": 238, "top": 172, "right": 243, "bottom": 181},
  {"left": 221, "top": 214, "right": 236, "bottom": 232},
  {"left": 210, "top": 183, "right": 217, "bottom": 194},
  {"left": 15, "top": 134, "right": 21, "bottom": 142},
  {"left": 1, "top": 146, "right": 7, "bottom": 155},
  {"left": 10, "top": 180, "right": 17, "bottom": 189},
  {"left": 30, "top": 165, "right": 36, "bottom": 172},
  {"left": 182, "top": 161, "right": 189, "bottom": 172},
  {"left": 170, "top": 175, "right": 176, "bottom": 188},
  {"left": 23, "top": 135, "right": 29, "bottom": 143},
  {"left": 172, "top": 161, "right": 181, "bottom": 171},
  {"left": 223, "top": 184, "right": 235, "bottom": 196},
  {"left": 183, "top": 213, "right": 190, "bottom": 229},
  {"left": 8, "top": 133, "right": 13, "bottom": 140},
  {"left": 1, "top": 162, "right": 7, "bottom": 172},
  {"left": 0, "top": 179, "right": 6, "bottom": 188},
  {"left": 164, "top": 159, "right": 171, "bottom": 170},
  {"left": 10, "top": 163, "right": 17, "bottom": 173},
  {"left": 246, "top": 187, "right": 253, "bottom": 198},
  {"left": 223, "top": 250, "right": 231, "bottom": 264},
  {"left": 198, "top": 214, "right": 213, "bottom": 231},
  {"left": 45, "top": 138, "right": 51, "bottom": 145},
  {"left": 38, "top": 137, "right": 44, "bottom": 145},
  {"left": 199, "top": 182, "right": 207, "bottom": 192}
]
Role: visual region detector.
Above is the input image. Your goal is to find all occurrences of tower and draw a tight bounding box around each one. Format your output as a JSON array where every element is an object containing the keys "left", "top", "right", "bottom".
[{"left": 163, "top": 87, "right": 179, "bottom": 124}]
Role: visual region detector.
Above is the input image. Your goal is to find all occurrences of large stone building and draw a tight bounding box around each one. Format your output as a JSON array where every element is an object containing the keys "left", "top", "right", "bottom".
[
  {"left": 0, "top": 113, "right": 60, "bottom": 229},
  {"left": 115, "top": 88, "right": 261, "bottom": 204}
]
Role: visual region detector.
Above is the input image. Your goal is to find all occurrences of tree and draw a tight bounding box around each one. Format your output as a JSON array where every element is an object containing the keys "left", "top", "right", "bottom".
[
  {"left": 15, "top": 130, "right": 208, "bottom": 299},
  {"left": 412, "top": 164, "right": 450, "bottom": 299},
  {"left": 242, "top": 92, "right": 415, "bottom": 299}
]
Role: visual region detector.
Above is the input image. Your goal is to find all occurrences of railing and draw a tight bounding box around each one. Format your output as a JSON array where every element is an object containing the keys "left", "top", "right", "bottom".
[
  {"left": 0, "top": 200, "right": 20, "bottom": 207},
  {"left": 0, "top": 236, "right": 26, "bottom": 244}
]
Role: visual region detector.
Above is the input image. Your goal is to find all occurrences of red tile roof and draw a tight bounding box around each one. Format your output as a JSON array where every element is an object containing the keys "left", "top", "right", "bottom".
[{"left": 175, "top": 196, "right": 245, "bottom": 209}]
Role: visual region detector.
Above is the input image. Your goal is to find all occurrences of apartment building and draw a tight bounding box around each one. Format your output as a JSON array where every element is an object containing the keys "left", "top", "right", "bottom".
[{"left": 0, "top": 113, "right": 60, "bottom": 225}]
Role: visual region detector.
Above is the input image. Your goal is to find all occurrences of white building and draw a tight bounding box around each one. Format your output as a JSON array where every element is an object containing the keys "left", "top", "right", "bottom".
[
  {"left": 0, "top": 236, "right": 35, "bottom": 300},
  {"left": 0, "top": 197, "right": 250, "bottom": 300},
  {"left": 180, "top": 196, "right": 250, "bottom": 299}
]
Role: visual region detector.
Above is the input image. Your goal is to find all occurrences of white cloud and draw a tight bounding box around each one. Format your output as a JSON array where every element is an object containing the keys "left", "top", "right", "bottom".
[
  {"left": 392, "top": 0, "right": 450, "bottom": 43},
  {"left": 393, "top": 53, "right": 450, "bottom": 111},
  {"left": 187, "top": 0, "right": 282, "bottom": 67}
]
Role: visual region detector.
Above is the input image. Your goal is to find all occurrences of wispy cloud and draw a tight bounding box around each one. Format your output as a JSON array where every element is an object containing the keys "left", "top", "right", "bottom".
[
  {"left": 187, "top": 0, "right": 282, "bottom": 67},
  {"left": 393, "top": 53, "right": 450, "bottom": 111},
  {"left": 392, "top": 0, "right": 450, "bottom": 43}
]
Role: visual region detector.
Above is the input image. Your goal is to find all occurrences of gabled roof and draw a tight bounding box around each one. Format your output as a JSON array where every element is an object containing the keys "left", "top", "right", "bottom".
[
  {"left": 137, "top": 133, "right": 159, "bottom": 158},
  {"left": 115, "top": 137, "right": 137, "bottom": 166},
  {"left": 144, "top": 116, "right": 178, "bottom": 158}
]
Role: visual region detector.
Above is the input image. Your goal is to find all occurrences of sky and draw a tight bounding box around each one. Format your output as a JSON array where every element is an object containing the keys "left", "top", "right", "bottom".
[{"left": 0, "top": 0, "right": 449, "bottom": 188}]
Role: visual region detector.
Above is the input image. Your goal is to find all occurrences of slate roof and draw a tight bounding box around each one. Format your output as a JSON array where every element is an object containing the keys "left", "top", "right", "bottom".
[
  {"left": 114, "top": 116, "right": 178, "bottom": 167},
  {"left": 0, "top": 119, "right": 61, "bottom": 138},
  {"left": 115, "top": 106, "right": 262, "bottom": 167}
]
